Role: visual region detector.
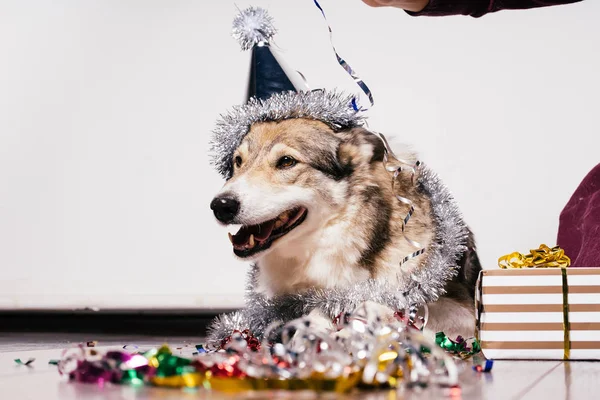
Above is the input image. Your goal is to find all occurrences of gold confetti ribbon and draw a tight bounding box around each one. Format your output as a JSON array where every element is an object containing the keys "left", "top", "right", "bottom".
[
  {"left": 497, "top": 244, "right": 571, "bottom": 269},
  {"left": 561, "top": 267, "right": 571, "bottom": 360},
  {"left": 497, "top": 244, "right": 571, "bottom": 359},
  {"left": 152, "top": 373, "right": 204, "bottom": 388},
  {"left": 151, "top": 370, "right": 363, "bottom": 393},
  {"left": 202, "top": 373, "right": 363, "bottom": 393}
]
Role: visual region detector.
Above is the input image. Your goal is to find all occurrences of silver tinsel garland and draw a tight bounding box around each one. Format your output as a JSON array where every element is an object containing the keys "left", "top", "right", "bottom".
[
  {"left": 210, "top": 90, "right": 365, "bottom": 179},
  {"left": 207, "top": 163, "right": 469, "bottom": 347}
]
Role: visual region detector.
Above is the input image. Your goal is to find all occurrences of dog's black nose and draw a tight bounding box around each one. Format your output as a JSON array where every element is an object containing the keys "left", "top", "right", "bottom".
[{"left": 210, "top": 196, "right": 240, "bottom": 224}]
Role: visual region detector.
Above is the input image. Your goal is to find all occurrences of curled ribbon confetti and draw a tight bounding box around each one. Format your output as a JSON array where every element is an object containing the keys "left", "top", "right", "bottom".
[
  {"left": 472, "top": 353, "right": 494, "bottom": 373},
  {"left": 56, "top": 305, "right": 468, "bottom": 392},
  {"left": 146, "top": 345, "right": 203, "bottom": 388},
  {"left": 394, "top": 303, "right": 429, "bottom": 331},
  {"left": 498, "top": 244, "right": 571, "bottom": 269},
  {"left": 313, "top": 0, "right": 374, "bottom": 111},
  {"left": 14, "top": 358, "right": 35, "bottom": 366},
  {"left": 376, "top": 131, "right": 425, "bottom": 266},
  {"left": 219, "top": 329, "right": 261, "bottom": 352},
  {"left": 435, "top": 332, "right": 481, "bottom": 360}
]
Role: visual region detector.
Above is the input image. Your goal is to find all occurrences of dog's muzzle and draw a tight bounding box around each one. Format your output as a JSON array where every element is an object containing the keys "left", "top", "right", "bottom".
[{"left": 210, "top": 195, "right": 240, "bottom": 224}]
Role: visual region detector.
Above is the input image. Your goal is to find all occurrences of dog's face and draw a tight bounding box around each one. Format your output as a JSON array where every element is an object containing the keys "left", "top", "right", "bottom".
[{"left": 210, "top": 118, "right": 383, "bottom": 260}]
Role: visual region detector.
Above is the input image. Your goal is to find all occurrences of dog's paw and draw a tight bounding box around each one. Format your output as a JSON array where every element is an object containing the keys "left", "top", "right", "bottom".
[
  {"left": 331, "top": 302, "right": 396, "bottom": 345},
  {"left": 287, "top": 308, "right": 335, "bottom": 351},
  {"left": 426, "top": 297, "right": 476, "bottom": 339},
  {"left": 305, "top": 307, "right": 336, "bottom": 333},
  {"left": 331, "top": 327, "right": 355, "bottom": 345}
]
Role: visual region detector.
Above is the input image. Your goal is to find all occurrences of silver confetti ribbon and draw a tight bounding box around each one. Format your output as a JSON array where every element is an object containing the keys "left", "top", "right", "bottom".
[
  {"left": 313, "top": 0, "right": 374, "bottom": 110},
  {"left": 374, "top": 131, "right": 426, "bottom": 266},
  {"left": 210, "top": 305, "right": 459, "bottom": 388}
]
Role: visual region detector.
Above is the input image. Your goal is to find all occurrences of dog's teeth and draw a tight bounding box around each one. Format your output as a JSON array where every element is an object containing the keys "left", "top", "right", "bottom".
[
  {"left": 274, "top": 220, "right": 283, "bottom": 229},
  {"left": 228, "top": 232, "right": 234, "bottom": 244},
  {"left": 248, "top": 234, "right": 255, "bottom": 248}
]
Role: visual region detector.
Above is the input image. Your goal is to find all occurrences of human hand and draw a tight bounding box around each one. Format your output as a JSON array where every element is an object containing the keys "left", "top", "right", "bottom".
[{"left": 362, "top": 0, "right": 430, "bottom": 12}]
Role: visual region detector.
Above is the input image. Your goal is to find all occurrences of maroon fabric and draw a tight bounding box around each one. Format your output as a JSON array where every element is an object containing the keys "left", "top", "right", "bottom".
[
  {"left": 557, "top": 163, "right": 600, "bottom": 267},
  {"left": 407, "top": 0, "right": 583, "bottom": 17}
]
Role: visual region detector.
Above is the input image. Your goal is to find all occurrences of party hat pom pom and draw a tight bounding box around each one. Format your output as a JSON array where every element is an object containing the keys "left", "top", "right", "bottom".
[{"left": 232, "top": 6, "right": 277, "bottom": 51}]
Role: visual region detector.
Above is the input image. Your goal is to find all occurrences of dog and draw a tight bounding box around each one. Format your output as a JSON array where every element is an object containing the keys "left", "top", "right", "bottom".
[{"left": 210, "top": 118, "right": 482, "bottom": 339}]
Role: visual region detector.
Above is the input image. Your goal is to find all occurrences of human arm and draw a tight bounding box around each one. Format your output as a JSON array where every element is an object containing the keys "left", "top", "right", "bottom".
[{"left": 362, "top": 0, "right": 584, "bottom": 18}]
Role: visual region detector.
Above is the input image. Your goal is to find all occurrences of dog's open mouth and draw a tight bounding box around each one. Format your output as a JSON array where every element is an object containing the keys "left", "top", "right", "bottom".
[{"left": 228, "top": 207, "right": 308, "bottom": 258}]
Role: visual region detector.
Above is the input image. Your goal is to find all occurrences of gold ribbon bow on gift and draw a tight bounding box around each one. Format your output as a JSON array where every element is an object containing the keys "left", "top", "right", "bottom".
[
  {"left": 498, "top": 244, "right": 571, "bottom": 269},
  {"left": 497, "top": 244, "right": 572, "bottom": 359}
]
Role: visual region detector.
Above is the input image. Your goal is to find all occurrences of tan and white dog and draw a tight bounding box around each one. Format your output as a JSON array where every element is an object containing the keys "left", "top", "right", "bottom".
[{"left": 210, "top": 118, "right": 481, "bottom": 338}]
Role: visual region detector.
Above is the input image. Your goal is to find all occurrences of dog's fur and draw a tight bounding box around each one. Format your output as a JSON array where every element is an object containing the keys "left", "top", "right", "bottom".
[{"left": 212, "top": 118, "right": 482, "bottom": 338}]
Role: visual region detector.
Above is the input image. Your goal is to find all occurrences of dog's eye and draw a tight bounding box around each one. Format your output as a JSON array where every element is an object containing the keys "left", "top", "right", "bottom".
[
  {"left": 234, "top": 156, "right": 242, "bottom": 168},
  {"left": 276, "top": 156, "right": 297, "bottom": 169}
]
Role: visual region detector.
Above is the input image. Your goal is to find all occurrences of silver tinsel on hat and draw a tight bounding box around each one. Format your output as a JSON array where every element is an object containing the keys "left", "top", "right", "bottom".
[
  {"left": 210, "top": 89, "right": 365, "bottom": 179},
  {"left": 207, "top": 164, "right": 469, "bottom": 347},
  {"left": 232, "top": 6, "right": 277, "bottom": 51}
]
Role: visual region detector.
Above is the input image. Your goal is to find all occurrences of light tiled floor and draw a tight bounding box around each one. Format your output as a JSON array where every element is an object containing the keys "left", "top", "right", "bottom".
[{"left": 0, "top": 333, "right": 598, "bottom": 400}]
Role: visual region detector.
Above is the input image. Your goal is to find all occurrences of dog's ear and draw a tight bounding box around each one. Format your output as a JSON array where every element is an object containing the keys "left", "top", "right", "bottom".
[{"left": 337, "top": 127, "right": 386, "bottom": 168}]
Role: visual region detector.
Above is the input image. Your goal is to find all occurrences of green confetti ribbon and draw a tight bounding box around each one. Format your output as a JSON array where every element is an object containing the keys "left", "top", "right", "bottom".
[
  {"left": 147, "top": 345, "right": 194, "bottom": 377},
  {"left": 14, "top": 358, "right": 35, "bottom": 366},
  {"left": 435, "top": 332, "right": 481, "bottom": 359},
  {"left": 121, "top": 369, "right": 146, "bottom": 386}
]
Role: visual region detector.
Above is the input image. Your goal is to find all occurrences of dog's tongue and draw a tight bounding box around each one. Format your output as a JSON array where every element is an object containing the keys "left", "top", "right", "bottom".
[
  {"left": 253, "top": 220, "right": 276, "bottom": 241},
  {"left": 233, "top": 219, "right": 276, "bottom": 245}
]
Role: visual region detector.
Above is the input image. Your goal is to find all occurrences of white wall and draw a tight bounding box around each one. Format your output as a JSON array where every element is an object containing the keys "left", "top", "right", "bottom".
[{"left": 0, "top": 0, "right": 597, "bottom": 310}]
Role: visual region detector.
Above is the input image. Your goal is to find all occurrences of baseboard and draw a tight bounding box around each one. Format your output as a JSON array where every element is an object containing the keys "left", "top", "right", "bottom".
[{"left": 0, "top": 309, "right": 235, "bottom": 336}]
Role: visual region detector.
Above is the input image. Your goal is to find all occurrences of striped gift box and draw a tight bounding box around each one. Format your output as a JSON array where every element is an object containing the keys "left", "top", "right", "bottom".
[{"left": 476, "top": 268, "right": 600, "bottom": 360}]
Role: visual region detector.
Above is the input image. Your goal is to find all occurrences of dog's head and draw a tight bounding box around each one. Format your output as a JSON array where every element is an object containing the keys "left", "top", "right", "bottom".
[{"left": 210, "top": 118, "right": 385, "bottom": 259}]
